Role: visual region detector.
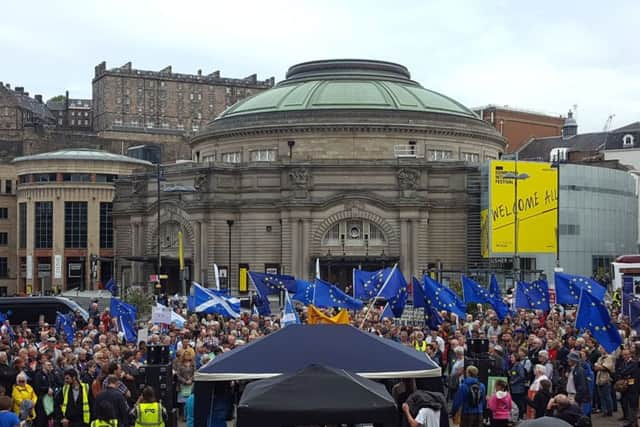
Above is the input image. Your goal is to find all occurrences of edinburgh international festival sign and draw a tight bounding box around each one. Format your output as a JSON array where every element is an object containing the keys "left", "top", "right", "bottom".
[{"left": 481, "top": 160, "right": 557, "bottom": 258}]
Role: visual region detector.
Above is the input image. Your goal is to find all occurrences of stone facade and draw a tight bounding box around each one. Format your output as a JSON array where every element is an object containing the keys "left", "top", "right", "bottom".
[
  {"left": 92, "top": 61, "right": 275, "bottom": 136},
  {"left": 0, "top": 164, "right": 16, "bottom": 295},
  {"left": 113, "top": 60, "right": 505, "bottom": 295}
]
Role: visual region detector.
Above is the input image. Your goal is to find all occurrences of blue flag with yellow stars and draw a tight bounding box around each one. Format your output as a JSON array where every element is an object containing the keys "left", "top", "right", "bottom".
[
  {"left": 515, "top": 280, "right": 550, "bottom": 311},
  {"left": 353, "top": 268, "right": 392, "bottom": 300},
  {"left": 462, "top": 275, "right": 492, "bottom": 304},
  {"left": 247, "top": 271, "right": 298, "bottom": 295},
  {"left": 576, "top": 289, "right": 622, "bottom": 353},
  {"left": 312, "top": 278, "right": 364, "bottom": 311},
  {"left": 292, "top": 279, "right": 315, "bottom": 306},
  {"left": 423, "top": 275, "right": 466, "bottom": 318},
  {"left": 412, "top": 277, "right": 427, "bottom": 308},
  {"left": 554, "top": 272, "right": 606, "bottom": 305},
  {"left": 489, "top": 274, "right": 510, "bottom": 321},
  {"left": 382, "top": 267, "right": 408, "bottom": 317}
]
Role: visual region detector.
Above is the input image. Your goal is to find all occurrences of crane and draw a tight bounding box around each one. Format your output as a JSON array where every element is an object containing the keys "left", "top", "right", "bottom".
[{"left": 603, "top": 114, "right": 615, "bottom": 132}]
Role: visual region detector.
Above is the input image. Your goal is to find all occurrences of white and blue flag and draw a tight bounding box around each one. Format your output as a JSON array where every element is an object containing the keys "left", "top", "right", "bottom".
[
  {"left": 282, "top": 291, "right": 300, "bottom": 327},
  {"left": 188, "top": 282, "right": 241, "bottom": 318}
]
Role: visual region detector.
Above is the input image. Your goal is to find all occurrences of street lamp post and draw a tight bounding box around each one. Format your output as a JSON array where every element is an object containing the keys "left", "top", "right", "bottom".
[
  {"left": 551, "top": 159, "right": 562, "bottom": 269},
  {"left": 156, "top": 163, "right": 162, "bottom": 286},
  {"left": 504, "top": 166, "right": 529, "bottom": 283},
  {"left": 227, "top": 220, "right": 234, "bottom": 293}
]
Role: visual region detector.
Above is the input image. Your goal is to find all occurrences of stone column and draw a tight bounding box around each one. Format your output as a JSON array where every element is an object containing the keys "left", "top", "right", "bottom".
[
  {"left": 193, "top": 221, "right": 201, "bottom": 285},
  {"left": 302, "top": 218, "right": 311, "bottom": 280},
  {"left": 199, "top": 221, "right": 208, "bottom": 284},
  {"left": 410, "top": 219, "right": 419, "bottom": 278},
  {"left": 290, "top": 218, "right": 301, "bottom": 277},
  {"left": 399, "top": 219, "right": 410, "bottom": 276}
]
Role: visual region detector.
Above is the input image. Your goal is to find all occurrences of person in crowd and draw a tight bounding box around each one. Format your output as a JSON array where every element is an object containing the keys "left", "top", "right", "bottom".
[
  {"left": 131, "top": 387, "right": 167, "bottom": 427},
  {"left": 508, "top": 350, "right": 527, "bottom": 419},
  {"left": 0, "top": 396, "right": 20, "bottom": 427},
  {"left": 617, "top": 347, "right": 640, "bottom": 427},
  {"left": 33, "top": 360, "right": 58, "bottom": 427},
  {"left": 566, "top": 350, "right": 591, "bottom": 416},
  {"left": 594, "top": 345, "right": 615, "bottom": 417},
  {"left": 451, "top": 365, "right": 485, "bottom": 427},
  {"left": 56, "top": 369, "right": 93, "bottom": 427},
  {"left": 526, "top": 364, "right": 549, "bottom": 418},
  {"left": 486, "top": 379, "right": 511, "bottom": 427},
  {"left": 95, "top": 375, "right": 129, "bottom": 427},
  {"left": 90, "top": 400, "right": 117, "bottom": 427},
  {"left": 546, "top": 393, "right": 589, "bottom": 426},
  {"left": 11, "top": 372, "right": 36, "bottom": 423},
  {"left": 526, "top": 378, "right": 552, "bottom": 419}
]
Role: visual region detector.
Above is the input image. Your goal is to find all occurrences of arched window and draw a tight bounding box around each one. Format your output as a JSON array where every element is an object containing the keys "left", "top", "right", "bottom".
[
  {"left": 322, "top": 220, "right": 386, "bottom": 246},
  {"left": 623, "top": 134, "right": 635, "bottom": 148}
]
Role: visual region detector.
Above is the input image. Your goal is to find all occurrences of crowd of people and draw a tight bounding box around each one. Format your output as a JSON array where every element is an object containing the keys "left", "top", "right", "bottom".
[{"left": 0, "top": 292, "right": 637, "bottom": 427}]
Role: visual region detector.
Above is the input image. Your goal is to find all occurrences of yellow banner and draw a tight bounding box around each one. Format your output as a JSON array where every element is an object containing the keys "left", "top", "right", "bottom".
[
  {"left": 178, "top": 230, "right": 184, "bottom": 271},
  {"left": 307, "top": 305, "right": 351, "bottom": 325},
  {"left": 239, "top": 268, "right": 248, "bottom": 292},
  {"left": 488, "top": 160, "right": 557, "bottom": 255}
]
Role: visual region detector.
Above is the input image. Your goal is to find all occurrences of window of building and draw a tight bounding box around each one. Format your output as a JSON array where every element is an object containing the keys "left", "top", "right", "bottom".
[
  {"left": 192, "top": 125, "right": 199, "bottom": 132},
  {"left": 19, "top": 203, "right": 26, "bottom": 249},
  {"left": 19, "top": 175, "right": 30, "bottom": 184},
  {"left": 221, "top": 152, "right": 241, "bottom": 163},
  {"left": 559, "top": 224, "right": 580, "bottom": 235},
  {"left": 62, "top": 173, "right": 90, "bottom": 182},
  {"left": 428, "top": 149, "right": 453, "bottom": 161},
  {"left": 0, "top": 208, "right": 7, "bottom": 219},
  {"left": 250, "top": 149, "right": 276, "bottom": 162},
  {"left": 0, "top": 258, "right": 7, "bottom": 278},
  {"left": 623, "top": 134, "right": 635, "bottom": 147},
  {"left": 462, "top": 152, "right": 480, "bottom": 163},
  {"left": 4, "top": 180, "right": 11, "bottom": 194},
  {"left": 71, "top": 120, "right": 75, "bottom": 126},
  {"left": 202, "top": 154, "right": 216, "bottom": 163},
  {"left": 0, "top": 232, "right": 7, "bottom": 246},
  {"left": 95, "top": 174, "right": 117, "bottom": 183},
  {"left": 64, "top": 201, "right": 87, "bottom": 248},
  {"left": 100, "top": 202, "right": 113, "bottom": 249},
  {"left": 35, "top": 201, "right": 53, "bottom": 248},
  {"left": 322, "top": 220, "right": 386, "bottom": 246}
]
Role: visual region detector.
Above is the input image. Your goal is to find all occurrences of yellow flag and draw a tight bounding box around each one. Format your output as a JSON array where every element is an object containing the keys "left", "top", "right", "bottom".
[
  {"left": 178, "top": 230, "right": 184, "bottom": 271},
  {"left": 307, "top": 305, "right": 351, "bottom": 325}
]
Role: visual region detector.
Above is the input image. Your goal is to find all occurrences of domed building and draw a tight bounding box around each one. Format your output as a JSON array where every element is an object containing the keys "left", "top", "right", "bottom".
[{"left": 113, "top": 60, "right": 505, "bottom": 294}]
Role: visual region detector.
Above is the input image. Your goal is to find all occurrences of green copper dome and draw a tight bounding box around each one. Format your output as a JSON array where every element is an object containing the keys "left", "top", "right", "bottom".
[{"left": 218, "top": 59, "right": 476, "bottom": 119}]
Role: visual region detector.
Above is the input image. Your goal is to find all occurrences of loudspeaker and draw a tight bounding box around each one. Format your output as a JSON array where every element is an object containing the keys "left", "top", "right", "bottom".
[
  {"left": 147, "top": 345, "right": 170, "bottom": 365},
  {"left": 465, "top": 357, "right": 497, "bottom": 386},
  {"left": 137, "top": 363, "right": 174, "bottom": 409},
  {"left": 469, "top": 339, "right": 489, "bottom": 355}
]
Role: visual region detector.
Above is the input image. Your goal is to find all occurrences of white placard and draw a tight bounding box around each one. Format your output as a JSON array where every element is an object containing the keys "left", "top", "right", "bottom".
[
  {"left": 137, "top": 328, "right": 149, "bottom": 345},
  {"left": 26, "top": 256, "right": 33, "bottom": 280},
  {"left": 54, "top": 255, "right": 62, "bottom": 279},
  {"left": 151, "top": 304, "right": 172, "bottom": 324}
]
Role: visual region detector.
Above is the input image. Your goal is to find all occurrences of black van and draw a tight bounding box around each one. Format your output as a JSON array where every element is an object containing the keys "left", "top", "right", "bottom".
[{"left": 0, "top": 296, "right": 89, "bottom": 325}]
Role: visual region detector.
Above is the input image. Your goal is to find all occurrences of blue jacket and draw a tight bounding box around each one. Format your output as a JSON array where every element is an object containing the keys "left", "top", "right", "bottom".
[
  {"left": 452, "top": 377, "right": 486, "bottom": 415},
  {"left": 509, "top": 361, "right": 527, "bottom": 394}
]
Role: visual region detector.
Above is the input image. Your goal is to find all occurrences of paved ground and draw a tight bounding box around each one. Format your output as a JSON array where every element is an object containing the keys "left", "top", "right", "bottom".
[{"left": 446, "top": 409, "right": 626, "bottom": 426}]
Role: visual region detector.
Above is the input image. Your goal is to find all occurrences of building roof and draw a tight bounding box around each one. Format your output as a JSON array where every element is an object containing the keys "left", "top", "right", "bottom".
[
  {"left": 218, "top": 59, "right": 477, "bottom": 120},
  {"left": 518, "top": 132, "right": 607, "bottom": 161},
  {"left": 12, "top": 148, "right": 152, "bottom": 166},
  {"left": 614, "top": 121, "right": 640, "bottom": 133}
]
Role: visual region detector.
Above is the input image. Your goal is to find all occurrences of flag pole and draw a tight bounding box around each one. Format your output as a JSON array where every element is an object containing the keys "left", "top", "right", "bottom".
[{"left": 359, "top": 264, "right": 398, "bottom": 328}]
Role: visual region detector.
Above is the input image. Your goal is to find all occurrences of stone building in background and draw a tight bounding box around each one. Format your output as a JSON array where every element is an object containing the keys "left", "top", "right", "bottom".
[{"left": 112, "top": 59, "right": 505, "bottom": 295}]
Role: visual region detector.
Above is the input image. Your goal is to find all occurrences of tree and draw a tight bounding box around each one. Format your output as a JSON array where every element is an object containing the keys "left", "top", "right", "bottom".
[{"left": 47, "top": 95, "right": 65, "bottom": 103}]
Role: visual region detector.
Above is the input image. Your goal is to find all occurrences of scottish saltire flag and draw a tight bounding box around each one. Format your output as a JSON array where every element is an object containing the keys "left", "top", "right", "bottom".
[
  {"left": 110, "top": 298, "right": 137, "bottom": 342},
  {"left": 282, "top": 291, "right": 300, "bottom": 327},
  {"left": 55, "top": 312, "right": 75, "bottom": 345},
  {"left": 252, "top": 304, "right": 259, "bottom": 316},
  {"left": 381, "top": 303, "right": 395, "bottom": 319},
  {"left": 489, "top": 275, "right": 510, "bottom": 321},
  {"left": 189, "top": 282, "right": 240, "bottom": 318},
  {"left": 576, "top": 289, "right": 622, "bottom": 353},
  {"left": 423, "top": 275, "right": 466, "bottom": 318},
  {"left": 554, "top": 272, "right": 606, "bottom": 305},
  {"left": 353, "top": 268, "right": 392, "bottom": 300},
  {"left": 623, "top": 293, "right": 640, "bottom": 333},
  {"left": 412, "top": 277, "right": 426, "bottom": 308},
  {"left": 462, "top": 275, "right": 492, "bottom": 304},
  {"left": 312, "top": 278, "right": 364, "bottom": 310},
  {"left": 515, "top": 280, "right": 550, "bottom": 311},
  {"left": 292, "top": 279, "right": 315, "bottom": 305},
  {"left": 104, "top": 278, "right": 118, "bottom": 297}
]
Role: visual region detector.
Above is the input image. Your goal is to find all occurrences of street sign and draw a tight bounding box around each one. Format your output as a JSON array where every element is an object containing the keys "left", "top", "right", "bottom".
[
  {"left": 149, "top": 274, "right": 169, "bottom": 282},
  {"left": 159, "top": 274, "right": 169, "bottom": 279}
]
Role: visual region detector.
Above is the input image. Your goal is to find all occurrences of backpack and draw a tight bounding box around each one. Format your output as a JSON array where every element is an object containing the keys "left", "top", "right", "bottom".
[
  {"left": 575, "top": 415, "right": 592, "bottom": 427},
  {"left": 467, "top": 383, "right": 482, "bottom": 407}
]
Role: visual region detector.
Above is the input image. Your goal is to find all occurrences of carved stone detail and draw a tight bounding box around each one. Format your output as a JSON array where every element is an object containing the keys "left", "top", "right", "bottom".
[
  {"left": 397, "top": 168, "right": 420, "bottom": 190},
  {"left": 288, "top": 168, "right": 309, "bottom": 189}
]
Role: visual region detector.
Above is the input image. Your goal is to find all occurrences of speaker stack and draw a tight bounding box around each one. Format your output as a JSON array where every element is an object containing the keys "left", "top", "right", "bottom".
[
  {"left": 137, "top": 348, "right": 176, "bottom": 427},
  {"left": 464, "top": 339, "right": 496, "bottom": 385}
]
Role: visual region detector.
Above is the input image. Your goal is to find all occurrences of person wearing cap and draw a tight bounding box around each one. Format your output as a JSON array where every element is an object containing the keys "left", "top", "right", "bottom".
[{"left": 566, "top": 351, "right": 590, "bottom": 416}]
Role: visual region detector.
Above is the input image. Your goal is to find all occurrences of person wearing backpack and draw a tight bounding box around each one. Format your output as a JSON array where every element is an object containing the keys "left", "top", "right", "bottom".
[
  {"left": 451, "top": 365, "right": 485, "bottom": 427},
  {"left": 486, "top": 379, "right": 512, "bottom": 427}
]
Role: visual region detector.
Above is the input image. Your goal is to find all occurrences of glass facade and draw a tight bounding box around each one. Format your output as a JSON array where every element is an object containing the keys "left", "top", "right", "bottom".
[
  {"left": 34, "top": 202, "right": 53, "bottom": 248},
  {"left": 64, "top": 202, "right": 88, "bottom": 248},
  {"left": 536, "top": 164, "right": 638, "bottom": 280},
  {"left": 100, "top": 202, "right": 113, "bottom": 248}
]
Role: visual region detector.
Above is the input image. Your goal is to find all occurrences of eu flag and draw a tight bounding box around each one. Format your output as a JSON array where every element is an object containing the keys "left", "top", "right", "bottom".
[
  {"left": 423, "top": 275, "right": 466, "bottom": 318},
  {"left": 462, "top": 275, "right": 492, "bottom": 304},
  {"left": 488, "top": 275, "right": 510, "bottom": 321},
  {"left": 55, "top": 312, "right": 75, "bottom": 345},
  {"left": 104, "top": 278, "right": 118, "bottom": 297},
  {"left": 412, "top": 276, "right": 426, "bottom": 308},
  {"left": 381, "top": 303, "right": 395, "bottom": 319},
  {"left": 353, "top": 268, "right": 391, "bottom": 300},
  {"left": 312, "top": 278, "right": 364, "bottom": 311},
  {"left": 110, "top": 298, "right": 137, "bottom": 343},
  {"left": 292, "top": 279, "right": 315, "bottom": 305},
  {"left": 248, "top": 271, "right": 297, "bottom": 316},
  {"left": 576, "top": 289, "right": 622, "bottom": 353},
  {"left": 515, "top": 280, "right": 550, "bottom": 311},
  {"left": 554, "top": 272, "right": 606, "bottom": 305},
  {"left": 379, "top": 266, "right": 408, "bottom": 317}
]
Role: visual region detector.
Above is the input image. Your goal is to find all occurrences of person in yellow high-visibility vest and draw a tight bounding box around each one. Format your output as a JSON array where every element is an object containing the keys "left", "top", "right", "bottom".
[
  {"left": 132, "top": 386, "right": 166, "bottom": 427},
  {"left": 56, "top": 369, "right": 93, "bottom": 427}
]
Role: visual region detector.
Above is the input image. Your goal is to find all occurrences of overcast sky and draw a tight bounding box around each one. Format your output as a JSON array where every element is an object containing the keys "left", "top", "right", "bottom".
[{"left": 2, "top": 0, "right": 638, "bottom": 132}]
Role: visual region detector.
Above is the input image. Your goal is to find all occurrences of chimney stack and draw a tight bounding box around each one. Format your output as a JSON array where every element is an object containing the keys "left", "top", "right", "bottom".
[
  {"left": 15, "top": 87, "right": 24, "bottom": 94},
  {"left": 35, "top": 94, "right": 43, "bottom": 103}
]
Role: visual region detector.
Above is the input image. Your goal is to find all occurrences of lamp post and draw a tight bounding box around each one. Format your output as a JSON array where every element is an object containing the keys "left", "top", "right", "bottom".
[
  {"left": 504, "top": 167, "right": 529, "bottom": 283},
  {"left": 550, "top": 158, "right": 562, "bottom": 269},
  {"left": 156, "top": 163, "right": 162, "bottom": 287},
  {"left": 227, "top": 219, "right": 234, "bottom": 293}
]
